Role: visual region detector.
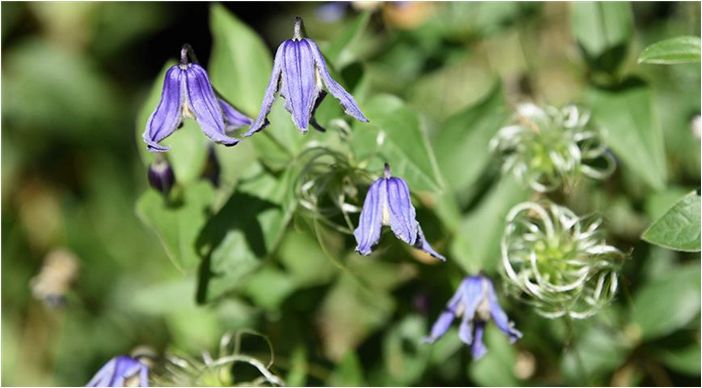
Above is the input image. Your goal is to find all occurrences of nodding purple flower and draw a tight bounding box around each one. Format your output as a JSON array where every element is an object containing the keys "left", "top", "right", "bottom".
[
  {"left": 354, "top": 163, "right": 445, "bottom": 261},
  {"left": 244, "top": 17, "right": 368, "bottom": 136},
  {"left": 425, "top": 275, "right": 522, "bottom": 360},
  {"left": 86, "top": 355, "right": 149, "bottom": 387},
  {"left": 143, "top": 44, "right": 252, "bottom": 152}
]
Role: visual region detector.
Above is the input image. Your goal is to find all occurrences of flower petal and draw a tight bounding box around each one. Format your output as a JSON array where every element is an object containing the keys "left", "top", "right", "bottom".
[
  {"left": 486, "top": 278, "right": 522, "bottom": 342},
  {"left": 279, "top": 40, "right": 320, "bottom": 132},
  {"left": 245, "top": 42, "right": 285, "bottom": 136},
  {"left": 414, "top": 224, "right": 446, "bottom": 261},
  {"left": 306, "top": 38, "right": 368, "bottom": 123},
  {"left": 218, "top": 98, "right": 252, "bottom": 131},
  {"left": 386, "top": 176, "right": 418, "bottom": 244},
  {"left": 354, "top": 178, "right": 387, "bottom": 255},
  {"left": 471, "top": 321, "right": 488, "bottom": 359},
  {"left": 87, "top": 358, "right": 117, "bottom": 386},
  {"left": 424, "top": 282, "right": 465, "bottom": 343},
  {"left": 457, "top": 276, "right": 487, "bottom": 345},
  {"left": 143, "top": 66, "right": 184, "bottom": 152},
  {"left": 425, "top": 310, "right": 455, "bottom": 343},
  {"left": 185, "top": 64, "right": 239, "bottom": 146},
  {"left": 138, "top": 364, "right": 149, "bottom": 387}
]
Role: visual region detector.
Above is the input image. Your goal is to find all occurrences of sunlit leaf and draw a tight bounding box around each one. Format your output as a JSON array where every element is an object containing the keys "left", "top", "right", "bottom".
[
  {"left": 639, "top": 36, "right": 701, "bottom": 65},
  {"left": 432, "top": 83, "right": 508, "bottom": 201},
  {"left": 195, "top": 164, "right": 297, "bottom": 302},
  {"left": 588, "top": 79, "right": 667, "bottom": 190},
  {"left": 642, "top": 191, "right": 701, "bottom": 252},
  {"left": 136, "top": 182, "right": 215, "bottom": 271},
  {"left": 351, "top": 94, "right": 445, "bottom": 193}
]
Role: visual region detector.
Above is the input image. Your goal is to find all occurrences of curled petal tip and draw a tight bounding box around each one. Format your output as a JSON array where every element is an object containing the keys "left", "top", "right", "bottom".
[{"left": 145, "top": 141, "right": 170, "bottom": 153}]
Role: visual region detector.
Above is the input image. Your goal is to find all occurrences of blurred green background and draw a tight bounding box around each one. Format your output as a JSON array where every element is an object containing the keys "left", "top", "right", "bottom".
[{"left": 2, "top": 2, "right": 700, "bottom": 386}]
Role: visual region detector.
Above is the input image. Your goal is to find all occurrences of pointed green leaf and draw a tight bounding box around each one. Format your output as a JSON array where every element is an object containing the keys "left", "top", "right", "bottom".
[
  {"left": 639, "top": 36, "right": 701, "bottom": 65},
  {"left": 325, "top": 11, "right": 372, "bottom": 69},
  {"left": 432, "top": 83, "right": 508, "bottom": 199},
  {"left": 351, "top": 94, "right": 445, "bottom": 193},
  {"left": 195, "top": 164, "right": 297, "bottom": 302},
  {"left": 642, "top": 191, "right": 700, "bottom": 252},
  {"left": 588, "top": 79, "right": 667, "bottom": 190},
  {"left": 208, "top": 4, "right": 271, "bottom": 115},
  {"left": 136, "top": 182, "right": 215, "bottom": 271}
]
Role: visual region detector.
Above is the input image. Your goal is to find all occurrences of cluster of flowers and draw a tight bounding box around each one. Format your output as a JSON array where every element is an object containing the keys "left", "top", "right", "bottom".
[
  {"left": 88, "top": 14, "right": 560, "bottom": 386},
  {"left": 492, "top": 104, "right": 626, "bottom": 319}
]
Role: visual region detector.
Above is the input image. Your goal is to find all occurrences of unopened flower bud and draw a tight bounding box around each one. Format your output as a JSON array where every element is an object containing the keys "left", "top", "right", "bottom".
[{"left": 147, "top": 159, "right": 175, "bottom": 195}]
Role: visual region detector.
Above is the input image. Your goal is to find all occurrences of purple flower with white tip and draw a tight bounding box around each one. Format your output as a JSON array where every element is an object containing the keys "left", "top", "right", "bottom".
[
  {"left": 143, "top": 44, "right": 252, "bottom": 152},
  {"left": 425, "top": 275, "right": 522, "bottom": 359},
  {"left": 354, "top": 163, "right": 445, "bottom": 261},
  {"left": 86, "top": 355, "right": 149, "bottom": 387},
  {"left": 244, "top": 17, "right": 368, "bottom": 136}
]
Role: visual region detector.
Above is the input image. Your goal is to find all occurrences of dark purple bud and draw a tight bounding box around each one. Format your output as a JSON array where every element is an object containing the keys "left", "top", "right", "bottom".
[{"left": 147, "top": 159, "right": 175, "bottom": 195}]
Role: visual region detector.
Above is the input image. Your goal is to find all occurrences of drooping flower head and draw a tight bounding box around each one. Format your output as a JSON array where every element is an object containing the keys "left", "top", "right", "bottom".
[
  {"left": 354, "top": 163, "right": 445, "bottom": 261},
  {"left": 143, "top": 44, "right": 252, "bottom": 152},
  {"left": 86, "top": 355, "right": 149, "bottom": 387},
  {"left": 501, "top": 201, "right": 626, "bottom": 319},
  {"left": 490, "top": 104, "right": 615, "bottom": 192},
  {"left": 425, "top": 275, "right": 522, "bottom": 359},
  {"left": 244, "top": 17, "right": 368, "bottom": 136}
]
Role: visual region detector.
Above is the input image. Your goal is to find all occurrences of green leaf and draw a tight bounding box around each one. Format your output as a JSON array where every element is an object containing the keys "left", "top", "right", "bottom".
[
  {"left": 382, "top": 315, "right": 431, "bottom": 386},
  {"left": 277, "top": 229, "right": 336, "bottom": 287},
  {"left": 432, "top": 83, "right": 508, "bottom": 200},
  {"left": 468, "top": 325, "right": 518, "bottom": 386},
  {"left": 631, "top": 263, "right": 701, "bottom": 341},
  {"left": 325, "top": 11, "right": 372, "bottom": 69},
  {"left": 642, "top": 191, "right": 701, "bottom": 252},
  {"left": 639, "top": 36, "right": 701, "bottom": 65},
  {"left": 318, "top": 273, "right": 395, "bottom": 361},
  {"left": 561, "top": 323, "right": 632, "bottom": 384},
  {"left": 195, "top": 164, "right": 297, "bottom": 302},
  {"left": 570, "top": 2, "right": 633, "bottom": 72},
  {"left": 351, "top": 94, "right": 445, "bottom": 193},
  {"left": 135, "top": 62, "right": 209, "bottom": 183},
  {"left": 657, "top": 342, "right": 701, "bottom": 375},
  {"left": 208, "top": 4, "right": 271, "bottom": 115},
  {"left": 136, "top": 182, "right": 215, "bottom": 271},
  {"left": 328, "top": 351, "right": 366, "bottom": 386},
  {"left": 241, "top": 266, "right": 297, "bottom": 312},
  {"left": 450, "top": 177, "right": 529, "bottom": 274},
  {"left": 588, "top": 79, "right": 667, "bottom": 190}
]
